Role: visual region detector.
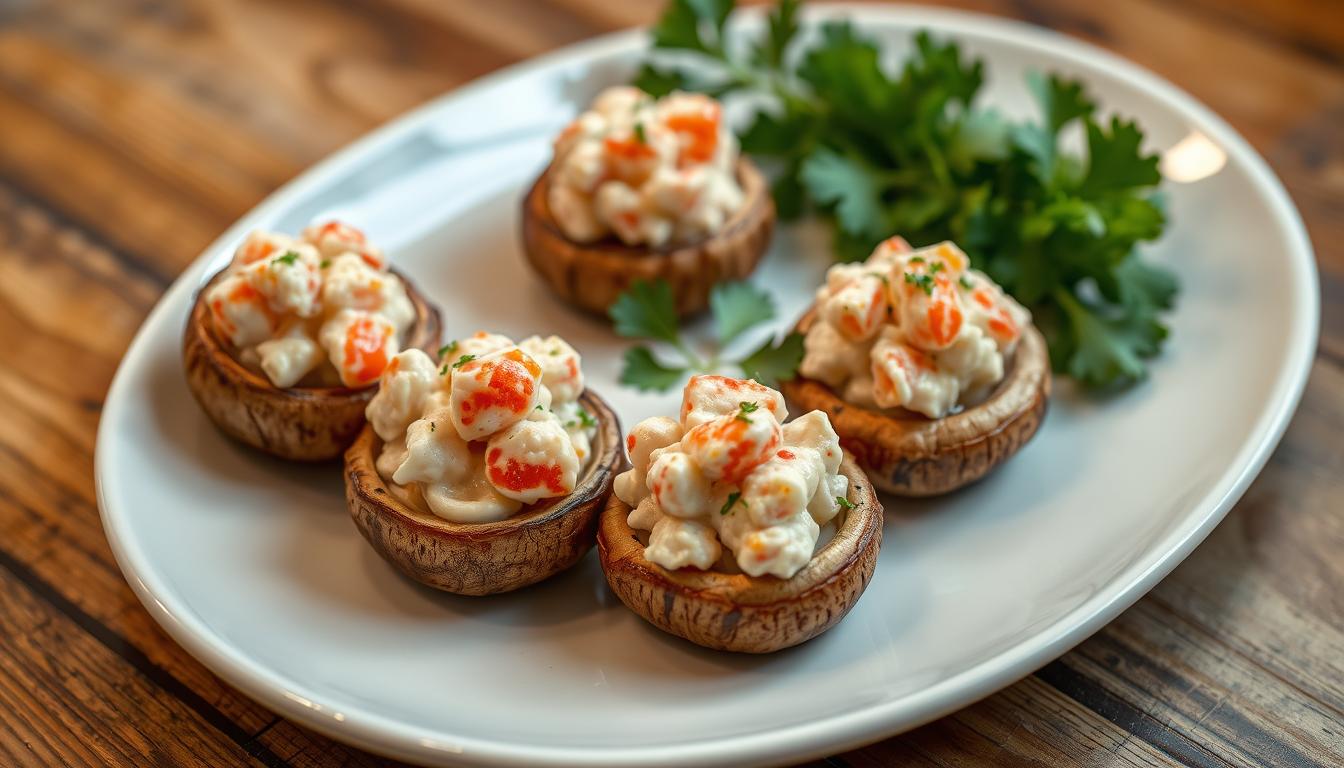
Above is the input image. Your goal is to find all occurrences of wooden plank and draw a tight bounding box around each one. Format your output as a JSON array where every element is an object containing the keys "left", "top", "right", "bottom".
[
  {"left": 1165, "top": 0, "right": 1344, "bottom": 69},
  {"left": 1062, "top": 601, "right": 1344, "bottom": 768},
  {"left": 844, "top": 674, "right": 1183, "bottom": 767},
  {"left": 0, "top": 550, "right": 280, "bottom": 766},
  {"left": 254, "top": 719, "right": 413, "bottom": 768},
  {"left": 0, "top": 183, "right": 287, "bottom": 739},
  {"left": 385, "top": 0, "right": 605, "bottom": 59}
]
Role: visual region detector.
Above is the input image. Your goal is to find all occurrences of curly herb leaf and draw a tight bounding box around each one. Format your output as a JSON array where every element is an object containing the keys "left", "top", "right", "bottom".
[
  {"left": 738, "top": 331, "right": 804, "bottom": 387},
  {"left": 619, "top": 346, "right": 688, "bottom": 392},
  {"left": 609, "top": 279, "right": 682, "bottom": 345},
  {"left": 710, "top": 281, "right": 775, "bottom": 345},
  {"left": 611, "top": 279, "right": 802, "bottom": 392}
]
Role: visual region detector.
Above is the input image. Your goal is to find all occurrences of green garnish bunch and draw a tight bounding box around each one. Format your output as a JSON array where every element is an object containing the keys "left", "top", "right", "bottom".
[
  {"left": 635, "top": 0, "right": 1177, "bottom": 388},
  {"left": 609, "top": 279, "right": 803, "bottom": 391}
]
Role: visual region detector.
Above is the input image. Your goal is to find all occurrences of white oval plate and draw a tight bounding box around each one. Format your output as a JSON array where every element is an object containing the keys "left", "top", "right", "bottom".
[{"left": 96, "top": 5, "right": 1317, "bottom": 767}]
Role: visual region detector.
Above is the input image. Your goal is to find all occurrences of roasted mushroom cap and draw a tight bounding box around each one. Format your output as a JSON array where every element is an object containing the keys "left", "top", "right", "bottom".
[
  {"left": 182, "top": 268, "right": 443, "bottom": 462},
  {"left": 344, "top": 390, "right": 623, "bottom": 596},
  {"left": 780, "top": 311, "right": 1051, "bottom": 496},
  {"left": 520, "top": 157, "right": 774, "bottom": 317},
  {"left": 597, "top": 454, "right": 882, "bottom": 654}
]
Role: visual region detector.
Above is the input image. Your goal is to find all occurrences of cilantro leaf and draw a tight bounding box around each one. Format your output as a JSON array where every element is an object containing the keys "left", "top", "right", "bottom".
[
  {"left": 754, "top": 0, "right": 800, "bottom": 67},
  {"left": 797, "top": 21, "right": 891, "bottom": 128},
  {"left": 1029, "top": 72, "right": 1095, "bottom": 135},
  {"left": 619, "top": 346, "right": 688, "bottom": 392},
  {"left": 1013, "top": 74, "right": 1095, "bottom": 183},
  {"left": 710, "top": 281, "right": 776, "bottom": 344},
  {"left": 1011, "top": 122, "right": 1057, "bottom": 183},
  {"left": 739, "top": 332, "right": 804, "bottom": 386},
  {"left": 949, "top": 109, "right": 1010, "bottom": 170},
  {"left": 650, "top": 0, "right": 734, "bottom": 55},
  {"left": 740, "top": 109, "right": 812, "bottom": 156},
  {"left": 800, "top": 148, "right": 885, "bottom": 238},
  {"left": 1096, "top": 194, "right": 1166, "bottom": 244},
  {"left": 609, "top": 279, "right": 682, "bottom": 344},
  {"left": 906, "top": 30, "right": 983, "bottom": 107},
  {"left": 1055, "top": 290, "right": 1167, "bottom": 387},
  {"left": 632, "top": 63, "right": 690, "bottom": 97},
  {"left": 1023, "top": 198, "right": 1105, "bottom": 240},
  {"left": 1081, "top": 117, "right": 1162, "bottom": 196},
  {"left": 1114, "top": 256, "right": 1179, "bottom": 311},
  {"left": 772, "top": 165, "right": 807, "bottom": 221}
]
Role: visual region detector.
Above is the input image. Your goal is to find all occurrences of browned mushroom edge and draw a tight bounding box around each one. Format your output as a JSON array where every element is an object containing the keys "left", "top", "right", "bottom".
[
  {"left": 597, "top": 453, "right": 882, "bottom": 654},
  {"left": 520, "top": 157, "right": 775, "bottom": 317},
  {"left": 779, "top": 309, "right": 1051, "bottom": 497},
  {"left": 344, "top": 390, "right": 624, "bottom": 596},
  {"left": 182, "top": 267, "right": 443, "bottom": 462}
]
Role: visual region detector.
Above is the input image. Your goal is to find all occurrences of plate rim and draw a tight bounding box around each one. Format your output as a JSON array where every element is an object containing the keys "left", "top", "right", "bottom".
[{"left": 94, "top": 4, "right": 1320, "bottom": 766}]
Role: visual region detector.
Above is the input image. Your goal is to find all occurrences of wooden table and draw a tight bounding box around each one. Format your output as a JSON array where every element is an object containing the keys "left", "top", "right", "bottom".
[{"left": 0, "top": 0, "right": 1339, "bottom": 765}]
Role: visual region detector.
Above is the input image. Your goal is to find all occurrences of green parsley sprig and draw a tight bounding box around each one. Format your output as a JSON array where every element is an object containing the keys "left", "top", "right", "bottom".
[
  {"left": 636, "top": 0, "right": 1177, "bottom": 389},
  {"left": 609, "top": 279, "right": 803, "bottom": 392}
]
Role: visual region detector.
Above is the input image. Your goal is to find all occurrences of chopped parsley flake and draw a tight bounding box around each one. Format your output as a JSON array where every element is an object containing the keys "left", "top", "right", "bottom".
[
  {"left": 720, "top": 492, "right": 745, "bottom": 516},
  {"left": 438, "top": 341, "right": 459, "bottom": 358},
  {"left": 929, "top": 262, "right": 945, "bottom": 275},
  {"left": 836, "top": 495, "right": 856, "bottom": 510},
  {"left": 272, "top": 250, "right": 300, "bottom": 266},
  {"left": 959, "top": 275, "right": 973, "bottom": 290},
  {"left": 904, "top": 272, "right": 935, "bottom": 296},
  {"left": 439, "top": 364, "right": 449, "bottom": 376},
  {"left": 319, "top": 259, "right": 331, "bottom": 269},
  {"left": 736, "top": 401, "right": 760, "bottom": 422},
  {"left": 577, "top": 409, "right": 597, "bottom": 428},
  {"left": 451, "top": 354, "right": 477, "bottom": 369},
  {"left": 909, "top": 256, "right": 925, "bottom": 264},
  {"left": 633, "top": 122, "right": 647, "bottom": 143}
]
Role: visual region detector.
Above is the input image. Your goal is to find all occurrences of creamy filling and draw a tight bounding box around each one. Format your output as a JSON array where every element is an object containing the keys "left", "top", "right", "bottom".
[
  {"left": 365, "top": 332, "right": 596, "bottom": 523},
  {"left": 613, "top": 375, "right": 849, "bottom": 579},
  {"left": 798, "top": 238, "right": 1032, "bottom": 419},
  {"left": 547, "top": 86, "right": 745, "bottom": 248},
  {"left": 206, "top": 221, "right": 414, "bottom": 388}
]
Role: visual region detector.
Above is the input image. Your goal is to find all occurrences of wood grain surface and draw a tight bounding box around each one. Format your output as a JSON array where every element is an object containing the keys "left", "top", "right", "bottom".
[{"left": 0, "top": 0, "right": 1339, "bottom": 765}]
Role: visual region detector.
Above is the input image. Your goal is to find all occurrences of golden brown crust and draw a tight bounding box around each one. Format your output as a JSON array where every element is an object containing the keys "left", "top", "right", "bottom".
[
  {"left": 597, "top": 455, "right": 882, "bottom": 653},
  {"left": 779, "top": 310, "right": 1051, "bottom": 496},
  {"left": 520, "top": 157, "right": 775, "bottom": 316},
  {"left": 182, "top": 267, "right": 443, "bottom": 462},
  {"left": 344, "top": 390, "right": 624, "bottom": 596}
]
